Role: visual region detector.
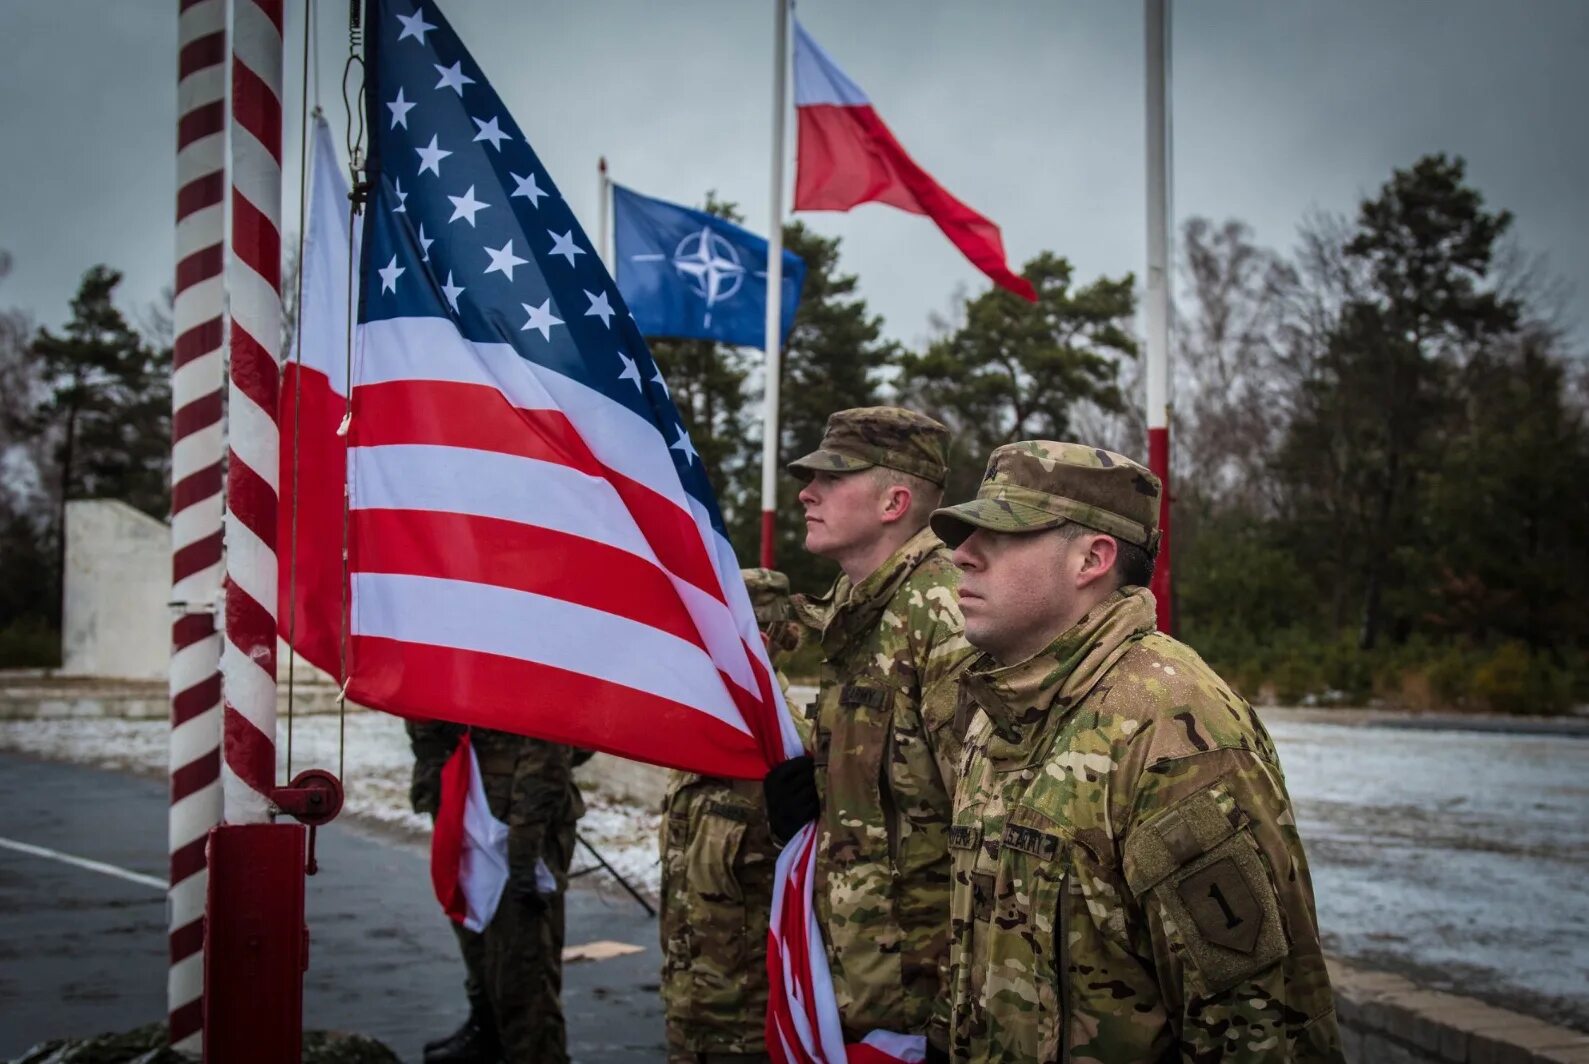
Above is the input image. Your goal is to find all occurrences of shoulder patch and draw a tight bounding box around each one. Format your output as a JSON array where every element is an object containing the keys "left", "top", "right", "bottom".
[{"left": 1124, "top": 783, "right": 1288, "bottom": 994}]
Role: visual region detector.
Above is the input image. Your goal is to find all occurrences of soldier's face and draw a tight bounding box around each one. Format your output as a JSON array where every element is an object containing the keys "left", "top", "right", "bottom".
[
  {"left": 798, "top": 470, "right": 886, "bottom": 559},
  {"left": 952, "top": 527, "right": 1080, "bottom": 664}
]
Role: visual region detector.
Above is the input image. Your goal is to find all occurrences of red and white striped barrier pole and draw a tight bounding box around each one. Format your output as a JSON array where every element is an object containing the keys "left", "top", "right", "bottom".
[
  {"left": 222, "top": 0, "right": 283, "bottom": 823},
  {"left": 169, "top": 0, "right": 228, "bottom": 1049}
]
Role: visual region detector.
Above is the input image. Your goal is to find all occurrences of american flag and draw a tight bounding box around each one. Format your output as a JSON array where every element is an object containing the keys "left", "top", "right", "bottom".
[{"left": 305, "top": 0, "right": 801, "bottom": 778}]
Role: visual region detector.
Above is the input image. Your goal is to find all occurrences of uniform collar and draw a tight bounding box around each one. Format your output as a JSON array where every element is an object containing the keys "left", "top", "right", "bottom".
[
  {"left": 819, "top": 525, "right": 944, "bottom": 656},
  {"left": 961, "top": 587, "right": 1156, "bottom": 762}
]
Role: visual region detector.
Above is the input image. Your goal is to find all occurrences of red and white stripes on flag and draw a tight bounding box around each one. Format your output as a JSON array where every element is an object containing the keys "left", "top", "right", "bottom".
[
  {"left": 169, "top": 0, "right": 227, "bottom": 1048},
  {"left": 223, "top": 0, "right": 283, "bottom": 824},
  {"left": 282, "top": 123, "right": 799, "bottom": 777},
  {"left": 346, "top": 315, "right": 797, "bottom": 777}
]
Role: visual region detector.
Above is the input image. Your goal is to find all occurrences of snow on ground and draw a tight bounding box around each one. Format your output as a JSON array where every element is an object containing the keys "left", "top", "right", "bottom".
[
  {"left": 2, "top": 705, "right": 1586, "bottom": 1027},
  {"left": 0, "top": 710, "right": 665, "bottom": 901}
]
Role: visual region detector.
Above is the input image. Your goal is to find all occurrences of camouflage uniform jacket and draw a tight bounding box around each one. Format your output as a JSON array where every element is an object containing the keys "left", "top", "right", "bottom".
[
  {"left": 945, "top": 588, "right": 1342, "bottom": 1062},
  {"left": 470, "top": 728, "right": 587, "bottom": 890},
  {"left": 660, "top": 771, "right": 779, "bottom": 1056},
  {"left": 806, "top": 524, "right": 976, "bottom": 1037},
  {"left": 406, "top": 718, "right": 466, "bottom": 815}
]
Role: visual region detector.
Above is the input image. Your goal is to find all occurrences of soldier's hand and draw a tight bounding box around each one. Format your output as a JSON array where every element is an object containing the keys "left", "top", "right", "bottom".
[
  {"left": 513, "top": 881, "right": 550, "bottom": 915},
  {"left": 763, "top": 754, "right": 819, "bottom": 844}
]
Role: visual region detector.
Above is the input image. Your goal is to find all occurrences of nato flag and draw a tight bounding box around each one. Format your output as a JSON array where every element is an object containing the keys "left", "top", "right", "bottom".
[{"left": 614, "top": 184, "right": 806, "bottom": 347}]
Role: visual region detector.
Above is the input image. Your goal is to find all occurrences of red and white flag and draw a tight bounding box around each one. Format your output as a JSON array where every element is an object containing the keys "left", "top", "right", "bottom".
[
  {"left": 430, "top": 730, "right": 510, "bottom": 932},
  {"left": 793, "top": 19, "right": 1036, "bottom": 303},
  {"left": 278, "top": 115, "right": 356, "bottom": 680}
]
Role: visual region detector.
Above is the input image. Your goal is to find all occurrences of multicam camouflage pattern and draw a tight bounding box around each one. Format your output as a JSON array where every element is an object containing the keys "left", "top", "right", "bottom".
[
  {"left": 409, "top": 723, "right": 586, "bottom": 1064},
  {"left": 743, "top": 566, "right": 804, "bottom": 657},
  {"left": 660, "top": 772, "right": 779, "bottom": 1061},
  {"left": 474, "top": 728, "right": 587, "bottom": 1064},
  {"left": 930, "top": 440, "right": 1162, "bottom": 550},
  {"left": 406, "top": 718, "right": 465, "bottom": 816},
  {"left": 943, "top": 588, "right": 1342, "bottom": 1062},
  {"left": 787, "top": 406, "right": 951, "bottom": 486},
  {"left": 658, "top": 569, "right": 802, "bottom": 1061},
  {"left": 803, "top": 525, "right": 976, "bottom": 1037}
]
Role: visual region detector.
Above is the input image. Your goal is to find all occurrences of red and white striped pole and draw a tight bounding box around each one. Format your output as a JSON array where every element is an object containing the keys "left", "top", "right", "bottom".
[
  {"left": 222, "top": 0, "right": 283, "bottom": 823},
  {"left": 1144, "top": 0, "right": 1174, "bottom": 634},
  {"left": 169, "top": 0, "right": 228, "bottom": 1049}
]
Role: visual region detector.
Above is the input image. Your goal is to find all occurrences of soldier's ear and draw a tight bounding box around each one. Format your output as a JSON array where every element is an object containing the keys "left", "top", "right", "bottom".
[
  {"left": 878, "top": 482, "right": 913, "bottom": 524},
  {"left": 1075, "top": 533, "right": 1119, "bottom": 590}
]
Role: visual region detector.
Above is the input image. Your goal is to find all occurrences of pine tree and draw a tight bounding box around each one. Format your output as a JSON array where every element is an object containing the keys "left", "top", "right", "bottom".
[
  {"left": 31, "top": 266, "right": 172, "bottom": 612},
  {"left": 897, "top": 252, "right": 1137, "bottom": 506}
]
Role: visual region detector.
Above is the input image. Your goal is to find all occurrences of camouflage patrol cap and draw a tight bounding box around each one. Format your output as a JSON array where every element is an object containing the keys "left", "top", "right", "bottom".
[
  {"left": 740, "top": 567, "right": 792, "bottom": 626},
  {"left": 787, "top": 406, "right": 949, "bottom": 486},
  {"left": 929, "top": 441, "right": 1162, "bottom": 551}
]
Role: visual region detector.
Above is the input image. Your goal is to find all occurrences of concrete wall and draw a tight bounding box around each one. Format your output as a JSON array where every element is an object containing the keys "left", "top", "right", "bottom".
[
  {"left": 1331, "top": 958, "right": 1589, "bottom": 1064},
  {"left": 58, "top": 498, "right": 339, "bottom": 688},
  {"left": 60, "top": 500, "right": 169, "bottom": 680}
]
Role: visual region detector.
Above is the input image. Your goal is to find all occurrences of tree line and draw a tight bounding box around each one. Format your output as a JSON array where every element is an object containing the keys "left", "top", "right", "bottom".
[{"left": 3, "top": 154, "right": 1584, "bottom": 710}]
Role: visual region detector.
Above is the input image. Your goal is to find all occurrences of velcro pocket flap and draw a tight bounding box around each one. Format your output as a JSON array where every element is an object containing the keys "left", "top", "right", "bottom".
[
  {"left": 1123, "top": 783, "right": 1244, "bottom": 896},
  {"left": 1124, "top": 784, "right": 1287, "bottom": 995}
]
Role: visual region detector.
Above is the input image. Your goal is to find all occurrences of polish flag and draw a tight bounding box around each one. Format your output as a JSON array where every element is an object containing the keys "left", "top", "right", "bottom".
[
  {"left": 430, "top": 730, "right": 510, "bottom": 932},
  {"left": 792, "top": 20, "right": 1037, "bottom": 302},
  {"left": 277, "top": 115, "right": 356, "bottom": 678}
]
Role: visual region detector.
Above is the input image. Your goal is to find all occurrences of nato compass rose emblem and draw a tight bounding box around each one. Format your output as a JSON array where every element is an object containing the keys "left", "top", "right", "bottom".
[{"left": 631, "top": 225, "right": 763, "bottom": 329}]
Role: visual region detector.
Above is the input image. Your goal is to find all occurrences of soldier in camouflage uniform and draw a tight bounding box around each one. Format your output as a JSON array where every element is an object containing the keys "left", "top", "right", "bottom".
[
  {"left": 762, "top": 407, "right": 977, "bottom": 1042},
  {"left": 659, "top": 568, "right": 803, "bottom": 1064},
  {"left": 408, "top": 720, "right": 495, "bottom": 1063},
  {"left": 927, "top": 441, "right": 1342, "bottom": 1063},
  {"left": 408, "top": 721, "right": 588, "bottom": 1064}
]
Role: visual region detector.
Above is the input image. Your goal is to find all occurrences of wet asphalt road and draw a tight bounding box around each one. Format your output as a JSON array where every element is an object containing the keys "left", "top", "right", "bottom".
[{"left": 0, "top": 751, "right": 666, "bottom": 1063}]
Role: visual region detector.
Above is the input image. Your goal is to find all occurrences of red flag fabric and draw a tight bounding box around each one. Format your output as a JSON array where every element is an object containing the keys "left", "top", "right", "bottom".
[{"left": 792, "top": 20, "right": 1036, "bottom": 303}]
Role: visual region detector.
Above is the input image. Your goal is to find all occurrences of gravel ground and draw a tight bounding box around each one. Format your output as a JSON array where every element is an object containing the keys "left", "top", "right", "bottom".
[{"left": 2, "top": 703, "right": 1585, "bottom": 1029}]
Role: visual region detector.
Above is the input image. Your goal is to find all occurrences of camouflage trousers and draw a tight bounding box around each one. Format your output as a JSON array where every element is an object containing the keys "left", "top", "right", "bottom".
[
  {"left": 445, "top": 819, "right": 575, "bottom": 1064},
  {"left": 661, "top": 775, "right": 777, "bottom": 1063}
]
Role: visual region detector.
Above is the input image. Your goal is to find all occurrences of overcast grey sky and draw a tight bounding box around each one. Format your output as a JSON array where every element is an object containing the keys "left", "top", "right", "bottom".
[{"left": 2, "top": 1, "right": 1586, "bottom": 349}]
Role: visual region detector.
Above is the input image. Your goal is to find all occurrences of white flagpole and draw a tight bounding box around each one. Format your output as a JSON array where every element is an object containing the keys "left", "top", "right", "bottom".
[
  {"left": 760, "top": 0, "right": 790, "bottom": 569},
  {"left": 597, "top": 156, "right": 612, "bottom": 268},
  {"left": 1144, "top": 0, "right": 1174, "bottom": 633}
]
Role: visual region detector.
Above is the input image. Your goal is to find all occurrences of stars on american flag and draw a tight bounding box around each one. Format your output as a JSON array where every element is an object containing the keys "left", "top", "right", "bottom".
[
  {"left": 378, "top": 255, "right": 405, "bottom": 294},
  {"left": 483, "top": 239, "right": 527, "bottom": 281},
  {"left": 584, "top": 290, "right": 615, "bottom": 328},
  {"left": 547, "top": 230, "right": 585, "bottom": 267},
  {"left": 374, "top": 2, "right": 699, "bottom": 472},
  {"left": 387, "top": 87, "right": 415, "bottom": 129},
  {"left": 441, "top": 271, "right": 465, "bottom": 313},
  {"left": 472, "top": 115, "right": 510, "bottom": 151},
  {"left": 395, "top": 8, "right": 435, "bottom": 45},
  {"left": 433, "top": 60, "right": 475, "bottom": 96},
  {"left": 520, "top": 299, "right": 564, "bottom": 341},
  {"left": 511, "top": 172, "right": 548, "bottom": 207},
  {"left": 447, "top": 185, "right": 489, "bottom": 226},
  {"left": 618, "top": 352, "right": 643, "bottom": 391},
  {"left": 415, "top": 134, "right": 451, "bottom": 177}
]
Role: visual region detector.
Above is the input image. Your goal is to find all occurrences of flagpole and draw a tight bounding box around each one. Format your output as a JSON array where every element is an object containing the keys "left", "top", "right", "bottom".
[
  {"left": 1144, "top": 0, "right": 1173, "bottom": 633},
  {"left": 760, "top": 0, "right": 790, "bottom": 570},
  {"left": 596, "top": 156, "right": 611, "bottom": 267},
  {"left": 168, "top": 0, "right": 228, "bottom": 1049}
]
